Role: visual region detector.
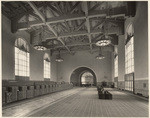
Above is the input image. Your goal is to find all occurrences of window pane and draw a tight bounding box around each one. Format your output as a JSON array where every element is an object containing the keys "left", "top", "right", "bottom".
[
  {"left": 125, "top": 37, "right": 134, "bottom": 74},
  {"left": 15, "top": 45, "right": 30, "bottom": 77},
  {"left": 44, "top": 60, "right": 51, "bottom": 78},
  {"left": 114, "top": 55, "right": 118, "bottom": 77},
  {"left": 15, "top": 69, "right": 19, "bottom": 75},
  {"left": 125, "top": 74, "right": 133, "bottom": 92}
]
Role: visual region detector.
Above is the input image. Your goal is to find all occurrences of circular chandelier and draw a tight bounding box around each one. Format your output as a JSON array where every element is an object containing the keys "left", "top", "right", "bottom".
[
  {"left": 96, "top": 35, "right": 111, "bottom": 47},
  {"left": 33, "top": 26, "right": 47, "bottom": 51},
  {"left": 96, "top": 54, "right": 105, "bottom": 60},
  {"left": 96, "top": 20, "right": 111, "bottom": 47},
  {"left": 55, "top": 57, "right": 64, "bottom": 62},
  {"left": 34, "top": 44, "right": 47, "bottom": 51},
  {"left": 96, "top": 47, "right": 105, "bottom": 60},
  {"left": 55, "top": 50, "right": 64, "bottom": 62}
]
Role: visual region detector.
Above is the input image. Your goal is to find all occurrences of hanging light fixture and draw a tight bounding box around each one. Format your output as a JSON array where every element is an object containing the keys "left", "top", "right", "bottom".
[
  {"left": 55, "top": 50, "right": 64, "bottom": 62},
  {"left": 96, "top": 47, "right": 105, "bottom": 60},
  {"left": 34, "top": 27, "right": 47, "bottom": 51},
  {"left": 34, "top": 44, "right": 47, "bottom": 51},
  {"left": 96, "top": 20, "right": 111, "bottom": 47},
  {"left": 95, "top": 35, "right": 111, "bottom": 47}
]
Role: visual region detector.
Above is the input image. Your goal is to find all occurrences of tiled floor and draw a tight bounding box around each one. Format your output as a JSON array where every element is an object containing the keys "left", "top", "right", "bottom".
[{"left": 2, "top": 87, "right": 149, "bottom": 117}]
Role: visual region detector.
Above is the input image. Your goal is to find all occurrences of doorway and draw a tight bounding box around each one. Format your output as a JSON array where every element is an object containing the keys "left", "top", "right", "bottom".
[
  {"left": 70, "top": 67, "right": 97, "bottom": 86},
  {"left": 80, "top": 71, "right": 94, "bottom": 87}
]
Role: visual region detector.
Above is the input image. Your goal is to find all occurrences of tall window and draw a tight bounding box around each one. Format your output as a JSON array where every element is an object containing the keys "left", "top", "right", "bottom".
[
  {"left": 114, "top": 55, "right": 118, "bottom": 77},
  {"left": 125, "top": 37, "right": 134, "bottom": 74},
  {"left": 125, "top": 24, "right": 134, "bottom": 74},
  {"left": 44, "top": 53, "right": 50, "bottom": 79},
  {"left": 125, "top": 24, "right": 134, "bottom": 92},
  {"left": 15, "top": 38, "right": 30, "bottom": 77}
]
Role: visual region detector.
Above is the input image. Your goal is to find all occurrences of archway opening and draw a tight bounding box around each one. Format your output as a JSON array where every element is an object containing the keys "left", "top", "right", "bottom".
[
  {"left": 80, "top": 71, "right": 94, "bottom": 87},
  {"left": 70, "top": 67, "right": 97, "bottom": 87}
]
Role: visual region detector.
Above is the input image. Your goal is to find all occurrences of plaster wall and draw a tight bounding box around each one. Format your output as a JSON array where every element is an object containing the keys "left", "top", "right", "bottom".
[{"left": 57, "top": 51, "right": 112, "bottom": 83}]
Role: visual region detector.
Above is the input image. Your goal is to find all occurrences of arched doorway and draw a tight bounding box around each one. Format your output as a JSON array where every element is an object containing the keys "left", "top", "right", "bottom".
[
  {"left": 70, "top": 67, "right": 97, "bottom": 86},
  {"left": 80, "top": 71, "right": 94, "bottom": 87}
]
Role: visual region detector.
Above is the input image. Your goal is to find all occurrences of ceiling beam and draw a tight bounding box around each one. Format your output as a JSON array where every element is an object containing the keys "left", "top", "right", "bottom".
[
  {"left": 76, "top": 20, "right": 86, "bottom": 31},
  {"left": 31, "top": 24, "right": 122, "bottom": 41},
  {"left": 52, "top": 46, "right": 114, "bottom": 55},
  {"left": 9, "top": 5, "right": 127, "bottom": 33},
  {"left": 28, "top": 2, "right": 46, "bottom": 22},
  {"left": 43, "top": 26, "right": 122, "bottom": 39},
  {"left": 11, "top": 12, "right": 29, "bottom": 33},
  {"left": 83, "top": 2, "right": 92, "bottom": 51},
  {"left": 70, "top": 2, "right": 80, "bottom": 14},
  {"left": 92, "top": 34, "right": 103, "bottom": 41},
  {"left": 92, "top": 20, "right": 105, "bottom": 30},
  {"left": 29, "top": 12, "right": 41, "bottom": 20},
  {"left": 46, "top": 24, "right": 57, "bottom": 36},
  {"left": 64, "top": 21, "right": 71, "bottom": 31},
  {"left": 59, "top": 23, "right": 69, "bottom": 32},
  {"left": 47, "top": 4, "right": 62, "bottom": 15},
  {"left": 50, "top": 42, "right": 95, "bottom": 49},
  {"left": 58, "top": 37, "right": 71, "bottom": 51},
  {"left": 17, "top": 6, "right": 127, "bottom": 31},
  {"left": 28, "top": 1, "right": 57, "bottom": 36},
  {"left": 27, "top": 1, "right": 72, "bottom": 54},
  {"left": 59, "top": 30, "right": 88, "bottom": 38},
  {"left": 47, "top": 34, "right": 118, "bottom": 50},
  {"left": 17, "top": 13, "right": 86, "bottom": 30},
  {"left": 47, "top": 6, "right": 56, "bottom": 17},
  {"left": 88, "top": 2, "right": 104, "bottom": 12},
  {"left": 5, "top": 3, "right": 18, "bottom": 15},
  {"left": 53, "top": 48, "right": 98, "bottom": 55},
  {"left": 19, "top": 2, "right": 28, "bottom": 12},
  {"left": 55, "top": 2, "right": 64, "bottom": 14},
  {"left": 89, "top": 6, "right": 127, "bottom": 17},
  {"left": 64, "top": 2, "right": 69, "bottom": 13}
]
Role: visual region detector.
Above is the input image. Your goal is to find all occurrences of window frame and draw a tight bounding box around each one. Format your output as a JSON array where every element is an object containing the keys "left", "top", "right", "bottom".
[
  {"left": 43, "top": 57, "right": 51, "bottom": 79},
  {"left": 114, "top": 55, "right": 118, "bottom": 77},
  {"left": 15, "top": 38, "right": 30, "bottom": 78},
  {"left": 124, "top": 23, "right": 134, "bottom": 92},
  {"left": 125, "top": 36, "right": 134, "bottom": 74}
]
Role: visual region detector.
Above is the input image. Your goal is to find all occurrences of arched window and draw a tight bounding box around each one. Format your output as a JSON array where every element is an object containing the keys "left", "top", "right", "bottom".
[
  {"left": 44, "top": 53, "right": 50, "bottom": 79},
  {"left": 125, "top": 24, "right": 134, "bottom": 74},
  {"left": 15, "top": 38, "right": 30, "bottom": 78},
  {"left": 125, "top": 24, "right": 134, "bottom": 92}
]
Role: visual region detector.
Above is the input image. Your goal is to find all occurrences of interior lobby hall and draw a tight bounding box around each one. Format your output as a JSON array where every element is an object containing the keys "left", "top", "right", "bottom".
[{"left": 1, "top": 1, "right": 149, "bottom": 117}]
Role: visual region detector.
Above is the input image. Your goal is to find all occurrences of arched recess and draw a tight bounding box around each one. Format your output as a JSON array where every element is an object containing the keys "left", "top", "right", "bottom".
[
  {"left": 43, "top": 53, "right": 50, "bottom": 61},
  {"left": 125, "top": 23, "right": 134, "bottom": 42},
  {"left": 70, "top": 67, "right": 97, "bottom": 86}
]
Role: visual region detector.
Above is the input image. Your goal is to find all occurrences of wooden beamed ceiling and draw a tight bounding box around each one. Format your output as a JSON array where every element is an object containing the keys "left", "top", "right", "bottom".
[{"left": 2, "top": 1, "right": 136, "bottom": 54}]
